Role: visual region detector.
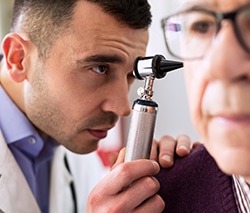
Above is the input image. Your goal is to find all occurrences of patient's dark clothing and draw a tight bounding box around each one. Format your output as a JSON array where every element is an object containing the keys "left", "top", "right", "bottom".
[{"left": 156, "top": 145, "right": 238, "bottom": 213}]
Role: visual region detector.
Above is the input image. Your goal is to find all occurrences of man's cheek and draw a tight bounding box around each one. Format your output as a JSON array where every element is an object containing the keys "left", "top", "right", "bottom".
[{"left": 187, "top": 85, "right": 207, "bottom": 140}]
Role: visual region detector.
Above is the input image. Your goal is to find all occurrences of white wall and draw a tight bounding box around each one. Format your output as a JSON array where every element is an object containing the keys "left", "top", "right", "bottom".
[{"left": 127, "top": 0, "right": 200, "bottom": 142}]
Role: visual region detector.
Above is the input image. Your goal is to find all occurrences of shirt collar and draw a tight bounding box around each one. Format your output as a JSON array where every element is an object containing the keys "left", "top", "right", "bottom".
[
  {"left": 0, "top": 85, "right": 38, "bottom": 143},
  {"left": 232, "top": 174, "right": 250, "bottom": 212},
  {"left": 0, "top": 85, "right": 56, "bottom": 158}
]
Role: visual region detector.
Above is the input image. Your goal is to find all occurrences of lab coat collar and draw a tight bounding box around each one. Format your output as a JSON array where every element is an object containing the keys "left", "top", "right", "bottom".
[{"left": 0, "top": 129, "right": 40, "bottom": 213}]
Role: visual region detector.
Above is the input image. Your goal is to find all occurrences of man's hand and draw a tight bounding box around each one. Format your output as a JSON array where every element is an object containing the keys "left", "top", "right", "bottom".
[
  {"left": 87, "top": 135, "right": 199, "bottom": 212},
  {"left": 150, "top": 134, "right": 194, "bottom": 168},
  {"left": 108, "top": 134, "right": 199, "bottom": 168},
  {"left": 87, "top": 149, "right": 165, "bottom": 213}
]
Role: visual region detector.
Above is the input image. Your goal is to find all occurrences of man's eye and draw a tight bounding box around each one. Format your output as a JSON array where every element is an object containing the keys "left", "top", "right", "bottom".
[{"left": 92, "top": 65, "right": 108, "bottom": 75}]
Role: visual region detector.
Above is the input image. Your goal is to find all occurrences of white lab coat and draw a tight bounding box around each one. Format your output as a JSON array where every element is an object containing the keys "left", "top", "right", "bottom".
[{"left": 0, "top": 130, "right": 108, "bottom": 213}]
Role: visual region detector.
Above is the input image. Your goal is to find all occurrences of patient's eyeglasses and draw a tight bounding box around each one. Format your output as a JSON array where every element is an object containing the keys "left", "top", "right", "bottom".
[{"left": 161, "top": 4, "right": 250, "bottom": 60}]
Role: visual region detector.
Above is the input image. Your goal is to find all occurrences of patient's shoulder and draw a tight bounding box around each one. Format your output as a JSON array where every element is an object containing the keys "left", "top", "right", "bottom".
[
  {"left": 156, "top": 144, "right": 219, "bottom": 183},
  {"left": 155, "top": 144, "right": 236, "bottom": 213}
]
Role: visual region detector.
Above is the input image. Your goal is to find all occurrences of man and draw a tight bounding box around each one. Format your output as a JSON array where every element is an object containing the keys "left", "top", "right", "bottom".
[
  {"left": 156, "top": 0, "right": 250, "bottom": 212},
  {"left": 0, "top": 0, "right": 193, "bottom": 212}
]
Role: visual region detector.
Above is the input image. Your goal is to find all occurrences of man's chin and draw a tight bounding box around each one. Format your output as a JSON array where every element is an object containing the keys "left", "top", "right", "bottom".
[
  {"left": 63, "top": 139, "right": 100, "bottom": 154},
  {"left": 208, "top": 143, "right": 250, "bottom": 177}
]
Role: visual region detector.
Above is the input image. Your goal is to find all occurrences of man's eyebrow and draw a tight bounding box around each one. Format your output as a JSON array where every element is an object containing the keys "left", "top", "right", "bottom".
[{"left": 76, "top": 54, "right": 124, "bottom": 65}]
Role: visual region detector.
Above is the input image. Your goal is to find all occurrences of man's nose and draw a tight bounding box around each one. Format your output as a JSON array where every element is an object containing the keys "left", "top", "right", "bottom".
[{"left": 101, "top": 81, "right": 131, "bottom": 117}]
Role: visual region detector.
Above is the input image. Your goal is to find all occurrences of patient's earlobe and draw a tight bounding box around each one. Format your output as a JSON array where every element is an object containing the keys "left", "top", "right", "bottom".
[{"left": 2, "top": 33, "right": 29, "bottom": 83}]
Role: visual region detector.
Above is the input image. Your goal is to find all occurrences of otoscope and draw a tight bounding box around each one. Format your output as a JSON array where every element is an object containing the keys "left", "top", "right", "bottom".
[{"left": 125, "top": 54, "right": 183, "bottom": 162}]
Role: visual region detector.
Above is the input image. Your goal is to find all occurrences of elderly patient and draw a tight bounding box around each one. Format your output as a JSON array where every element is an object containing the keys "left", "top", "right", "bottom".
[{"left": 156, "top": 0, "right": 250, "bottom": 212}]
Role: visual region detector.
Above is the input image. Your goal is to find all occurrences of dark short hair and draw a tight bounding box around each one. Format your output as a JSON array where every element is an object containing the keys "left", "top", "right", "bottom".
[
  {"left": 86, "top": 0, "right": 152, "bottom": 29},
  {"left": 11, "top": 0, "right": 152, "bottom": 58}
]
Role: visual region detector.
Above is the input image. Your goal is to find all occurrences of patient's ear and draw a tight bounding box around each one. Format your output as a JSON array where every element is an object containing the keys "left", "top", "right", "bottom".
[{"left": 2, "top": 33, "right": 30, "bottom": 83}]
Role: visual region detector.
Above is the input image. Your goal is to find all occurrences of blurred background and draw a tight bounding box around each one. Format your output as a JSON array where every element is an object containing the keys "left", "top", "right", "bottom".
[
  {"left": 0, "top": 0, "right": 200, "bottom": 167},
  {"left": 128, "top": 0, "right": 200, "bottom": 143}
]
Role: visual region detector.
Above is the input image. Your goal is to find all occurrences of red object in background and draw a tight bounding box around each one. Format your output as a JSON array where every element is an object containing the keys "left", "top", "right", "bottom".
[
  {"left": 97, "top": 149, "right": 120, "bottom": 167},
  {"left": 97, "top": 118, "right": 125, "bottom": 167}
]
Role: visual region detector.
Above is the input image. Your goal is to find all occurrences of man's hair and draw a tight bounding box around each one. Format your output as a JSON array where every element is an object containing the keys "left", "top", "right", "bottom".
[{"left": 11, "top": 0, "right": 152, "bottom": 58}]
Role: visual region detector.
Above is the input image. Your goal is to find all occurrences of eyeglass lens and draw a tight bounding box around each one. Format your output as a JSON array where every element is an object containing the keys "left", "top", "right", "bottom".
[
  {"left": 163, "top": 6, "right": 250, "bottom": 60},
  {"left": 237, "top": 8, "right": 250, "bottom": 51}
]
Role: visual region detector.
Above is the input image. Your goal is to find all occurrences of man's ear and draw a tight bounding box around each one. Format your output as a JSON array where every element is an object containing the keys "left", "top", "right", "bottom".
[{"left": 1, "top": 33, "right": 30, "bottom": 83}]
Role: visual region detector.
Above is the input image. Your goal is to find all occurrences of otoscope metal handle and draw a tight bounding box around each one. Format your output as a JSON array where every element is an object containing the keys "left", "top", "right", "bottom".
[
  {"left": 125, "top": 54, "right": 183, "bottom": 162},
  {"left": 125, "top": 99, "right": 158, "bottom": 162}
]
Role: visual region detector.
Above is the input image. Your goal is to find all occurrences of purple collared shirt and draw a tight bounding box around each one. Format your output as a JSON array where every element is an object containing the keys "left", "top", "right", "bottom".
[{"left": 0, "top": 85, "right": 58, "bottom": 213}]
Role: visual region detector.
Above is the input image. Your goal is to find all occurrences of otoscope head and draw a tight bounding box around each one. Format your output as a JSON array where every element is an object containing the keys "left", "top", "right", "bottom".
[{"left": 133, "top": 54, "right": 183, "bottom": 80}]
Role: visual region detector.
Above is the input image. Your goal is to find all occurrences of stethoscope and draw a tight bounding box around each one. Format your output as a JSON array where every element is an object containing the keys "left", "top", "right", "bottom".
[{"left": 64, "top": 155, "right": 77, "bottom": 213}]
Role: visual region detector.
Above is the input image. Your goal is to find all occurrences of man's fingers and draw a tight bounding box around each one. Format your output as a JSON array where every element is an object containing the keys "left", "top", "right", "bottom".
[
  {"left": 111, "top": 147, "right": 126, "bottom": 170},
  {"left": 150, "top": 139, "right": 158, "bottom": 162},
  {"left": 192, "top": 141, "right": 202, "bottom": 148},
  {"left": 175, "top": 134, "right": 191, "bottom": 157},
  {"left": 157, "top": 135, "right": 177, "bottom": 168},
  {"left": 152, "top": 134, "right": 193, "bottom": 168},
  {"left": 134, "top": 194, "right": 165, "bottom": 213},
  {"left": 119, "top": 176, "right": 161, "bottom": 209},
  {"left": 104, "top": 159, "right": 160, "bottom": 194},
  {"left": 88, "top": 168, "right": 164, "bottom": 213},
  {"left": 88, "top": 156, "right": 163, "bottom": 212}
]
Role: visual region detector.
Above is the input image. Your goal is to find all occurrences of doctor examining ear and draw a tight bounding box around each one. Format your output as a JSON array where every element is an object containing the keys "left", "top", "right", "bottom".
[{"left": 0, "top": 1, "right": 195, "bottom": 212}]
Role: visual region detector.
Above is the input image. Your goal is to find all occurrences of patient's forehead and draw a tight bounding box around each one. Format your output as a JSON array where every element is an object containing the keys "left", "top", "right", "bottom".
[
  {"left": 179, "top": 0, "right": 211, "bottom": 8},
  {"left": 178, "top": 0, "right": 207, "bottom": 10},
  {"left": 179, "top": 0, "right": 249, "bottom": 11},
  {"left": 179, "top": 0, "right": 199, "bottom": 5}
]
